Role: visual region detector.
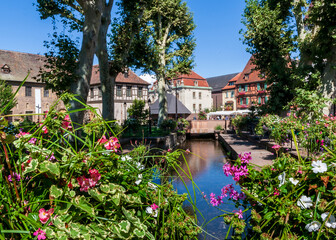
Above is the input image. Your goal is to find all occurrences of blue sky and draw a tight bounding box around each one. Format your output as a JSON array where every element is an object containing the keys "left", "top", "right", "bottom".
[{"left": 0, "top": 0, "right": 250, "bottom": 78}]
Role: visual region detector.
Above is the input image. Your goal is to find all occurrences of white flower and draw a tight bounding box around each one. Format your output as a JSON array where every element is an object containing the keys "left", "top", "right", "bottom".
[
  {"left": 305, "top": 221, "right": 321, "bottom": 232},
  {"left": 136, "top": 162, "right": 144, "bottom": 170},
  {"left": 135, "top": 174, "right": 142, "bottom": 185},
  {"left": 145, "top": 206, "right": 158, "bottom": 217},
  {"left": 148, "top": 182, "right": 157, "bottom": 190},
  {"left": 278, "top": 172, "right": 286, "bottom": 187},
  {"left": 289, "top": 178, "right": 299, "bottom": 186},
  {"left": 121, "top": 155, "right": 131, "bottom": 161},
  {"left": 321, "top": 212, "right": 336, "bottom": 228},
  {"left": 297, "top": 195, "right": 313, "bottom": 209},
  {"left": 311, "top": 160, "right": 328, "bottom": 174}
]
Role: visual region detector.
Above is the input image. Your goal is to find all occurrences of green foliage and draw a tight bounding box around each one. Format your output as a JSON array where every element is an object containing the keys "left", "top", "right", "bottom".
[
  {"left": 160, "top": 119, "right": 177, "bottom": 132},
  {"left": 198, "top": 111, "right": 207, "bottom": 120},
  {"left": 242, "top": 0, "right": 336, "bottom": 114},
  {"left": 36, "top": 33, "right": 79, "bottom": 96},
  {"left": 214, "top": 125, "right": 222, "bottom": 131},
  {"left": 0, "top": 79, "right": 17, "bottom": 115},
  {"left": 176, "top": 118, "right": 190, "bottom": 134},
  {"left": 0, "top": 95, "right": 201, "bottom": 239},
  {"left": 127, "top": 99, "right": 149, "bottom": 125}
]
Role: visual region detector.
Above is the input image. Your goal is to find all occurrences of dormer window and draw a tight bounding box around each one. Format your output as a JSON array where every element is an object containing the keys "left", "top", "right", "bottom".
[
  {"left": 244, "top": 73, "right": 249, "bottom": 80},
  {"left": 1, "top": 64, "right": 11, "bottom": 74},
  {"left": 194, "top": 81, "right": 198, "bottom": 86}
]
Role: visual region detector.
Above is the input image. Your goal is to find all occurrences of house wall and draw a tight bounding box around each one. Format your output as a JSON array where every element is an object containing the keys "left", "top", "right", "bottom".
[
  {"left": 235, "top": 81, "right": 269, "bottom": 109},
  {"left": 222, "top": 89, "right": 236, "bottom": 111},
  {"left": 211, "top": 92, "right": 222, "bottom": 110},
  {"left": 87, "top": 84, "right": 149, "bottom": 124},
  {"left": 7, "top": 81, "right": 60, "bottom": 122}
]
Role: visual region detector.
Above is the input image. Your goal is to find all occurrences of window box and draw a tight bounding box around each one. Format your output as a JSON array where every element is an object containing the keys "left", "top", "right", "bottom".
[
  {"left": 238, "top": 91, "right": 246, "bottom": 96},
  {"left": 257, "top": 90, "right": 266, "bottom": 94},
  {"left": 240, "top": 105, "right": 248, "bottom": 109}
]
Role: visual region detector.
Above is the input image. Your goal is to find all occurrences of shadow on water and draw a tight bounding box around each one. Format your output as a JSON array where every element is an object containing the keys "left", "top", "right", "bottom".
[{"left": 170, "top": 139, "right": 244, "bottom": 239}]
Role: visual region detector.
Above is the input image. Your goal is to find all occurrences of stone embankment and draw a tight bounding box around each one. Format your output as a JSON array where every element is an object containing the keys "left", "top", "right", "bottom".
[{"left": 219, "top": 133, "right": 276, "bottom": 168}]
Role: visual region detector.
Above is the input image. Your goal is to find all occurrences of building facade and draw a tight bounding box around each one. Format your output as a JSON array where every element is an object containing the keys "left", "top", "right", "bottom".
[
  {"left": 89, "top": 66, "right": 150, "bottom": 124},
  {"left": 235, "top": 57, "right": 269, "bottom": 109},
  {"left": 149, "top": 71, "right": 212, "bottom": 117},
  {"left": 222, "top": 72, "right": 241, "bottom": 111},
  {"left": 0, "top": 50, "right": 59, "bottom": 122},
  {"left": 207, "top": 73, "right": 239, "bottom": 111}
]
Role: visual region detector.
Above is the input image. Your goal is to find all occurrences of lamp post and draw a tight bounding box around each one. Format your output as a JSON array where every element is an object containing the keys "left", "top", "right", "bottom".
[
  {"left": 148, "top": 98, "right": 152, "bottom": 135},
  {"left": 124, "top": 102, "right": 127, "bottom": 123},
  {"left": 175, "top": 81, "right": 178, "bottom": 121}
]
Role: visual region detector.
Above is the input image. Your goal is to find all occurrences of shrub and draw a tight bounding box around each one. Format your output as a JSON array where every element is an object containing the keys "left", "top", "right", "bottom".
[
  {"left": 160, "top": 119, "right": 177, "bottom": 132},
  {"left": 214, "top": 125, "right": 222, "bottom": 131},
  {"left": 0, "top": 96, "right": 200, "bottom": 239},
  {"left": 198, "top": 111, "right": 207, "bottom": 120}
]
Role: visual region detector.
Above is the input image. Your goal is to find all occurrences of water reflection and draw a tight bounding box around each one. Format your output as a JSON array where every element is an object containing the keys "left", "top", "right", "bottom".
[{"left": 171, "top": 139, "right": 241, "bottom": 239}]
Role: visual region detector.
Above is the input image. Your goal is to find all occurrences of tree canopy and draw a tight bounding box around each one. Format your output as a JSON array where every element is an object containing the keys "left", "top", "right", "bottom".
[
  {"left": 242, "top": 0, "right": 336, "bottom": 114},
  {"left": 138, "top": 0, "right": 196, "bottom": 126},
  {"left": 0, "top": 80, "right": 17, "bottom": 115}
]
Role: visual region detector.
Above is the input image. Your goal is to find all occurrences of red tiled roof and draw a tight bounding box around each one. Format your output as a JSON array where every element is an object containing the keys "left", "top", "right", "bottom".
[
  {"left": 235, "top": 57, "right": 265, "bottom": 85},
  {"left": 173, "top": 70, "right": 209, "bottom": 87},
  {"left": 0, "top": 50, "right": 45, "bottom": 83},
  {"left": 90, "top": 65, "right": 149, "bottom": 86},
  {"left": 222, "top": 72, "right": 241, "bottom": 90}
]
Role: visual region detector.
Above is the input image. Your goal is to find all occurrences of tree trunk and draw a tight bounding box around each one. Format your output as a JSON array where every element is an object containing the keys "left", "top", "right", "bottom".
[
  {"left": 157, "top": 73, "right": 167, "bottom": 126},
  {"left": 320, "top": 46, "right": 336, "bottom": 115},
  {"left": 69, "top": 2, "right": 102, "bottom": 126},
  {"left": 96, "top": 3, "right": 114, "bottom": 121}
]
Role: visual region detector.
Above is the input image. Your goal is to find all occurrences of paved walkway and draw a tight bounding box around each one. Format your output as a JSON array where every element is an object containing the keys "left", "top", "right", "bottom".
[{"left": 219, "top": 133, "right": 275, "bottom": 168}]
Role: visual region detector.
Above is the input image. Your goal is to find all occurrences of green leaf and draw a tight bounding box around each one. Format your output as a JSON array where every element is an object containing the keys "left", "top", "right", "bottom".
[
  {"left": 88, "top": 188, "right": 106, "bottom": 202},
  {"left": 39, "top": 161, "right": 60, "bottom": 178},
  {"left": 24, "top": 159, "right": 38, "bottom": 174},
  {"left": 118, "top": 220, "right": 131, "bottom": 233},
  {"left": 72, "top": 196, "right": 95, "bottom": 216},
  {"left": 133, "top": 228, "right": 146, "bottom": 238},
  {"left": 50, "top": 185, "right": 63, "bottom": 198}
]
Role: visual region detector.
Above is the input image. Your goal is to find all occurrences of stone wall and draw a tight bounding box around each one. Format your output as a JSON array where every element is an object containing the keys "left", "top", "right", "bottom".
[{"left": 190, "top": 120, "right": 231, "bottom": 134}]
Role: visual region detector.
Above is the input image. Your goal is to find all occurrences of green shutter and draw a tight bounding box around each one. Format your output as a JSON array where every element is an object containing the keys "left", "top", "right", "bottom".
[
  {"left": 246, "top": 97, "right": 249, "bottom": 104},
  {"left": 231, "top": 91, "right": 234, "bottom": 97},
  {"left": 245, "top": 85, "right": 248, "bottom": 92},
  {"left": 265, "top": 96, "right": 268, "bottom": 102},
  {"left": 258, "top": 97, "right": 261, "bottom": 104},
  {"left": 240, "top": 98, "right": 243, "bottom": 105},
  {"left": 239, "top": 85, "right": 241, "bottom": 92},
  {"left": 264, "top": 83, "right": 267, "bottom": 89},
  {"left": 257, "top": 83, "right": 260, "bottom": 90}
]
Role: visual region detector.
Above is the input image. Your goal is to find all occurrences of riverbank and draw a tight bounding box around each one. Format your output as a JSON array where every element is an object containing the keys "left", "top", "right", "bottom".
[{"left": 218, "top": 133, "right": 275, "bottom": 167}]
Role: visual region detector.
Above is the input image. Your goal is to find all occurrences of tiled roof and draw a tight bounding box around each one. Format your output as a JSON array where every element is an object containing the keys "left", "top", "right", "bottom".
[
  {"left": 222, "top": 72, "right": 241, "bottom": 90},
  {"left": 90, "top": 65, "right": 149, "bottom": 86},
  {"left": 173, "top": 70, "right": 210, "bottom": 87},
  {"left": 0, "top": 50, "right": 45, "bottom": 83},
  {"left": 207, "top": 72, "right": 239, "bottom": 92},
  {"left": 235, "top": 57, "right": 265, "bottom": 85}
]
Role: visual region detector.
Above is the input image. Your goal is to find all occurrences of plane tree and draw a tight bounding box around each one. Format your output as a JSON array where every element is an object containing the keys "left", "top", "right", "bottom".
[{"left": 137, "top": 0, "right": 196, "bottom": 126}]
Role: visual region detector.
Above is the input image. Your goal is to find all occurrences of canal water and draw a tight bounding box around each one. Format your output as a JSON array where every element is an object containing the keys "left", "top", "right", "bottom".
[{"left": 172, "top": 138, "right": 244, "bottom": 239}]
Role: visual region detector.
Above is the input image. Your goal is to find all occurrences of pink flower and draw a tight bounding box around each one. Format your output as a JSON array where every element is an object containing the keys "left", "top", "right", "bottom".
[
  {"left": 234, "top": 209, "right": 243, "bottom": 219},
  {"left": 62, "top": 115, "right": 72, "bottom": 130},
  {"left": 97, "top": 135, "right": 108, "bottom": 144},
  {"left": 186, "top": 149, "right": 190, "bottom": 153},
  {"left": 274, "top": 188, "right": 280, "bottom": 196},
  {"left": 33, "top": 228, "right": 46, "bottom": 240},
  {"left": 168, "top": 148, "right": 172, "bottom": 152},
  {"left": 151, "top": 203, "right": 159, "bottom": 210},
  {"left": 104, "top": 137, "right": 120, "bottom": 152},
  {"left": 77, "top": 176, "right": 91, "bottom": 192},
  {"left": 39, "top": 208, "right": 54, "bottom": 224},
  {"left": 28, "top": 138, "right": 37, "bottom": 144},
  {"left": 272, "top": 144, "right": 281, "bottom": 152},
  {"left": 15, "top": 131, "right": 29, "bottom": 138}
]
